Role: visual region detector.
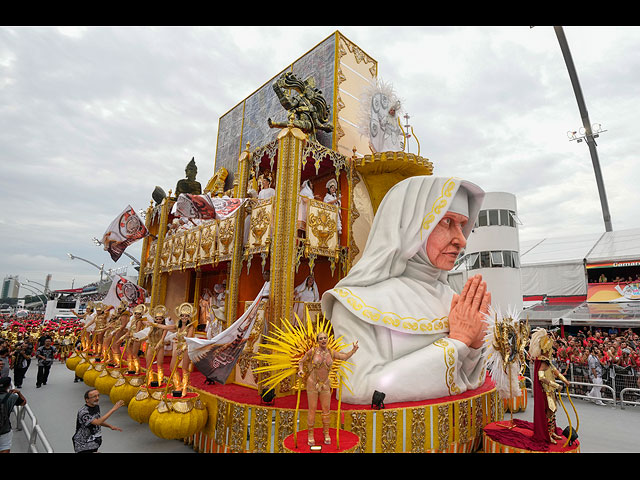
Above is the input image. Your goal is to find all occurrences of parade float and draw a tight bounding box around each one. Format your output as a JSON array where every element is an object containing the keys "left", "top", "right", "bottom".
[{"left": 67, "top": 31, "right": 528, "bottom": 453}]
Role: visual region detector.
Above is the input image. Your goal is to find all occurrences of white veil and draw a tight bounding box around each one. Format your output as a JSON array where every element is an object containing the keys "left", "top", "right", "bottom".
[{"left": 321, "top": 176, "right": 484, "bottom": 335}]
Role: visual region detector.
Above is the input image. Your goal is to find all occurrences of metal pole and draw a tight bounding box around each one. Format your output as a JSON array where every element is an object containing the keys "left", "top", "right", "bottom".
[{"left": 554, "top": 26, "right": 613, "bottom": 232}]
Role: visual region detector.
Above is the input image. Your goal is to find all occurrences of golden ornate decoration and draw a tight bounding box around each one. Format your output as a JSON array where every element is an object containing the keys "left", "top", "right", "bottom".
[{"left": 334, "top": 287, "right": 450, "bottom": 333}]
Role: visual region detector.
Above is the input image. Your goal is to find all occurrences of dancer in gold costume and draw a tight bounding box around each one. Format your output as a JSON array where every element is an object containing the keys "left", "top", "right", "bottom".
[
  {"left": 102, "top": 301, "right": 131, "bottom": 365},
  {"left": 143, "top": 305, "right": 174, "bottom": 386},
  {"left": 72, "top": 303, "right": 95, "bottom": 352},
  {"left": 115, "top": 303, "right": 150, "bottom": 373},
  {"left": 87, "top": 303, "right": 114, "bottom": 358},
  {"left": 167, "top": 303, "right": 197, "bottom": 396},
  {"left": 530, "top": 329, "right": 571, "bottom": 444},
  {"left": 297, "top": 332, "right": 358, "bottom": 446}
]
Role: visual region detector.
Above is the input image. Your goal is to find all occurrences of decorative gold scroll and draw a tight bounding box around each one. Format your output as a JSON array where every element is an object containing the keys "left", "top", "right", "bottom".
[
  {"left": 245, "top": 198, "right": 273, "bottom": 257},
  {"left": 160, "top": 235, "right": 173, "bottom": 272},
  {"left": 183, "top": 227, "right": 201, "bottom": 269},
  {"left": 306, "top": 199, "right": 339, "bottom": 258},
  {"left": 169, "top": 231, "right": 185, "bottom": 270},
  {"left": 197, "top": 220, "right": 218, "bottom": 266},
  {"left": 217, "top": 215, "right": 237, "bottom": 263}
]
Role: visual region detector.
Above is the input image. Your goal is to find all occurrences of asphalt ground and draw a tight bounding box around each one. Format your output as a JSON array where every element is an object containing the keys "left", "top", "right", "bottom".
[
  {"left": 7, "top": 360, "right": 195, "bottom": 453},
  {"left": 7, "top": 360, "right": 640, "bottom": 454}
]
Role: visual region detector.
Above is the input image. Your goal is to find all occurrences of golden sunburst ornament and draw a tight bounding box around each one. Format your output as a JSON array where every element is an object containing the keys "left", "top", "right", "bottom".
[
  {"left": 253, "top": 308, "right": 354, "bottom": 394},
  {"left": 253, "top": 307, "right": 355, "bottom": 449}
]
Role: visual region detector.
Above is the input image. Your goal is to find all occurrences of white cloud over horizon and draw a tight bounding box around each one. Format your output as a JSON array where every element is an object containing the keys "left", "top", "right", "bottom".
[{"left": 1, "top": 25, "right": 638, "bottom": 293}]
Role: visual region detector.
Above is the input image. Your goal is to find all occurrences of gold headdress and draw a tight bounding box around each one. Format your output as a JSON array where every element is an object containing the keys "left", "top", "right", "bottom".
[
  {"left": 152, "top": 305, "right": 167, "bottom": 319},
  {"left": 175, "top": 302, "right": 196, "bottom": 318},
  {"left": 529, "top": 328, "right": 553, "bottom": 360},
  {"left": 133, "top": 304, "right": 149, "bottom": 316}
]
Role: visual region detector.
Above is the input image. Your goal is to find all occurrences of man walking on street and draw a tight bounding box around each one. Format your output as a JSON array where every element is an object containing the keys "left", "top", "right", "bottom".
[{"left": 35, "top": 338, "right": 57, "bottom": 388}]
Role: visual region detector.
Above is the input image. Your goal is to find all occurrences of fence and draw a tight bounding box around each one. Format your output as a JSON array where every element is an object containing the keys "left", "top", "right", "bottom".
[
  {"left": 523, "top": 361, "right": 640, "bottom": 408},
  {"left": 11, "top": 403, "right": 54, "bottom": 453}
]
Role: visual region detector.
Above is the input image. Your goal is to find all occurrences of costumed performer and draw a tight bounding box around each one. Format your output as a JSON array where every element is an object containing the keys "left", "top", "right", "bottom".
[
  {"left": 323, "top": 178, "right": 342, "bottom": 235},
  {"left": 293, "top": 275, "right": 320, "bottom": 326},
  {"left": 530, "top": 328, "right": 570, "bottom": 444},
  {"left": 321, "top": 176, "right": 491, "bottom": 404},
  {"left": 143, "top": 305, "right": 174, "bottom": 386},
  {"left": 297, "top": 331, "right": 358, "bottom": 446},
  {"left": 119, "top": 304, "right": 151, "bottom": 374},
  {"left": 72, "top": 302, "right": 95, "bottom": 352},
  {"left": 165, "top": 303, "right": 198, "bottom": 396},
  {"left": 205, "top": 284, "right": 226, "bottom": 340},
  {"left": 89, "top": 303, "right": 114, "bottom": 358},
  {"left": 297, "top": 179, "right": 315, "bottom": 234},
  {"left": 257, "top": 174, "right": 275, "bottom": 200},
  {"left": 102, "top": 301, "right": 131, "bottom": 365}
]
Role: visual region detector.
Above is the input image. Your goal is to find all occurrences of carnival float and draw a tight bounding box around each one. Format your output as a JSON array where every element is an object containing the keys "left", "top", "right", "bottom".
[{"left": 62, "top": 31, "right": 582, "bottom": 453}]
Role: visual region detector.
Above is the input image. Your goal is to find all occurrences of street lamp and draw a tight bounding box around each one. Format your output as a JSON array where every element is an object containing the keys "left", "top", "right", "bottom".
[
  {"left": 555, "top": 26, "right": 613, "bottom": 232},
  {"left": 68, "top": 253, "right": 105, "bottom": 282},
  {"left": 25, "top": 278, "right": 50, "bottom": 295},
  {"left": 567, "top": 123, "right": 607, "bottom": 144}
]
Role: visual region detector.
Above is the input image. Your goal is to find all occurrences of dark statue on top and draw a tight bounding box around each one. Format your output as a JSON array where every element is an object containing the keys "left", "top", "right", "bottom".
[
  {"left": 175, "top": 157, "right": 202, "bottom": 197},
  {"left": 268, "top": 72, "right": 333, "bottom": 142}
]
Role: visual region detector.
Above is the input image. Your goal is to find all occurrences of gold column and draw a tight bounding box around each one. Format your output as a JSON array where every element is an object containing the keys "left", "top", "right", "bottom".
[
  {"left": 138, "top": 201, "right": 154, "bottom": 287},
  {"left": 150, "top": 193, "right": 173, "bottom": 308},
  {"left": 225, "top": 143, "right": 251, "bottom": 326},
  {"left": 269, "top": 127, "right": 306, "bottom": 331}
]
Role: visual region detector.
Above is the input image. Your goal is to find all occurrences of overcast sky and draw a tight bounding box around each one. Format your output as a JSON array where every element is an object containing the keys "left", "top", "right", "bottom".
[{"left": 1, "top": 25, "right": 638, "bottom": 293}]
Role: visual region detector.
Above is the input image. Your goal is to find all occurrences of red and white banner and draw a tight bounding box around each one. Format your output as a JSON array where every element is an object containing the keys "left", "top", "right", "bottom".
[
  {"left": 102, "top": 205, "right": 148, "bottom": 262},
  {"left": 186, "top": 282, "right": 268, "bottom": 384},
  {"left": 174, "top": 193, "right": 217, "bottom": 220},
  {"left": 174, "top": 193, "right": 247, "bottom": 221},
  {"left": 210, "top": 197, "right": 247, "bottom": 220},
  {"left": 103, "top": 274, "right": 147, "bottom": 308}
]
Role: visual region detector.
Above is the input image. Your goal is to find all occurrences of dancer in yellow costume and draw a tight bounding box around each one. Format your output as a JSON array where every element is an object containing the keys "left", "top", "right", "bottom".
[
  {"left": 166, "top": 303, "right": 198, "bottom": 396},
  {"left": 116, "top": 303, "right": 151, "bottom": 373},
  {"left": 144, "top": 305, "right": 174, "bottom": 386}
]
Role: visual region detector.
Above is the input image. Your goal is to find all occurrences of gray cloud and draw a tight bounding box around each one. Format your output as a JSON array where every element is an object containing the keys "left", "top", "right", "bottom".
[{"left": 1, "top": 26, "right": 638, "bottom": 292}]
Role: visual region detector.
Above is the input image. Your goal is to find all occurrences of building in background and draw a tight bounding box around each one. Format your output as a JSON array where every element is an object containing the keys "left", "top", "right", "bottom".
[
  {"left": 1, "top": 275, "right": 20, "bottom": 299},
  {"left": 449, "top": 192, "right": 523, "bottom": 314}
]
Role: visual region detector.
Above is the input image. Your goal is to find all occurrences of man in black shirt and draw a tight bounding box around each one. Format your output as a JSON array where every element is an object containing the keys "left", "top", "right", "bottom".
[
  {"left": 35, "top": 338, "right": 57, "bottom": 388},
  {"left": 72, "top": 389, "right": 124, "bottom": 453}
]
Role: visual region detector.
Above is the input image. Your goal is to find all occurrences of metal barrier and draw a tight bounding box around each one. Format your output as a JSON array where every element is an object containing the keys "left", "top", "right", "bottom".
[
  {"left": 12, "top": 403, "right": 54, "bottom": 453},
  {"left": 620, "top": 388, "right": 640, "bottom": 410}
]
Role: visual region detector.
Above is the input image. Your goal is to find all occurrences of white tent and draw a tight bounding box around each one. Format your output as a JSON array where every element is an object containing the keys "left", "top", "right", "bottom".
[
  {"left": 519, "top": 231, "right": 605, "bottom": 297},
  {"left": 585, "top": 228, "right": 640, "bottom": 265}
]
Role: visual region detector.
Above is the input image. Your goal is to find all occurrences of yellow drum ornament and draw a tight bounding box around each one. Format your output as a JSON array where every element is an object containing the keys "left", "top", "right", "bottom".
[
  {"left": 94, "top": 366, "right": 125, "bottom": 395},
  {"left": 128, "top": 384, "right": 166, "bottom": 424},
  {"left": 110, "top": 372, "right": 146, "bottom": 406},
  {"left": 83, "top": 361, "right": 105, "bottom": 387},
  {"left": 66, "top": 351, "right": 83, "bottom": 371},
  {"left": 74, "top": 354, "right": 94, "bottom": 379},
  {"left": 149, "top": 393, "right": 208, "bottom": 440}
]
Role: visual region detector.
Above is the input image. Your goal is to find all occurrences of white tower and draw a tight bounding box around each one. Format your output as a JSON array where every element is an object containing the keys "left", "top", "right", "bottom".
[{"left": 460, "top": 192, "right": 523, "bottom": 314}]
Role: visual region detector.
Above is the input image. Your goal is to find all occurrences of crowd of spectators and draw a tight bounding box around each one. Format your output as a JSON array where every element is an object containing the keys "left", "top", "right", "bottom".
[
  {"left": 547, "top": 326, "right": 640, "bottom": 402},
  {"left": 596, "top": 273, "right": 640, "bottom": 283}
]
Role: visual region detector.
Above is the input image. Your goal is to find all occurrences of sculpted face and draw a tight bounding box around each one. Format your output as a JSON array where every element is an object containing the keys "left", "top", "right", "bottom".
[{"left": 426, "top": 211, "right": 468, "bottom": 271}]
